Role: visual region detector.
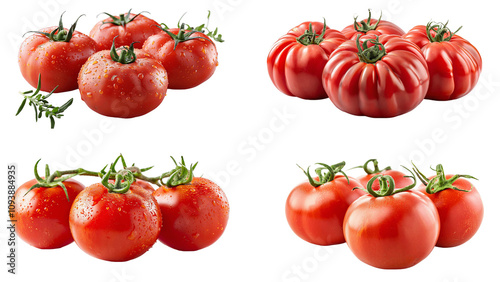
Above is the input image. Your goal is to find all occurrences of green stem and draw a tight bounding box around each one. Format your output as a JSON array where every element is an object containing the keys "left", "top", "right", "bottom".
[
  {"left": 353, "top": 9, "right": 382, "bottom": 33},
  {"left": 426, "top": 21, "right": 462, "bottom": 42},
  {"left": 298, "top": 161, "right": 349, "bottom": 188},
  {"left": 296, "top": 18, "right": 327, "bottom": 45},
  {"left": 356, "top": 34, "right": 386, "bottom": 64},
  {"left": 412, "top": 163, "right": 476, "bottom": 194},
  {"left": 355, "top": 166, "right": 416, "bottom": 197}
]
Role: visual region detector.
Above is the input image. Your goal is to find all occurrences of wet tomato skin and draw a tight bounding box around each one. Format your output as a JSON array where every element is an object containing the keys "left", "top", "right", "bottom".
[
  {"left": 13, "top": 178, "right": 85, "bottom": 249},
  {"left": 153, "top": 177, "right": 229, "bottom": 251},
  {"left": 69, "top": 183, "right": 162, "bottom": 261},
  {"left": 18, "top": 27, "right": 97, "bottom": 93},
  {"left": 78, "top": 49, "right": 168, "bottom": 118}
]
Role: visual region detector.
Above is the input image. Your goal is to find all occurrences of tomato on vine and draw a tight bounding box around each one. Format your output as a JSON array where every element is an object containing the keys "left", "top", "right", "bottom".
[
  {"left": 18, "top": 13, "right": 97, "bottom": 93},
  {"left": 413, "top": 164, "right": 483, "bottom": 247},
  {"left": 285, "top": 162, "right": 365, "bottom": 246},
  {"left": 343, "top": 170, "right": 440, "bottom": 269},
  {"left": 153, "top": 157, "right": 229, "bottom": 251}
]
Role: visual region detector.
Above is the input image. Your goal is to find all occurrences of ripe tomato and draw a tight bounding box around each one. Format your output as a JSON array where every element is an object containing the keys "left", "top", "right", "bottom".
[
  {"left": 18, "top": 14, "right": 97, "bottom": 93},
  {"left": 267, "top": 21, "right": 346, "bottom": 100},
  {"left": 13, "top": 178, "right": 84, "bottom": 249},
  {"left": 285, "top": 162, "right": 365, "bottom": 245},
  {"left": 323, "top": 34, "right": 429, "bottom": 117},
  {"left": 344, "top": 175, "right": 440, "bottom": 269},
  {"left": 403, "top": 22, "right": 482, "bottom": 100},
  {"left": 69, "top": 180, "right": 161, "bottom": 261},
  {"left": 414, "top": 164, "right": 483, "bottom": 247},
  {"left": 153, "top": 176, "right": 229, "bottom": 251},
  {"left": 143, "top": 25, "right": 218, "bottom": 89},
  {"left": 78, "top": 41, "right": 168, "bottom": 118},
  {"left": 341, "top": 10, "right": 404, "bottom": 40},
  {"left": 89, "top": 10, "right": 161, "bottom": 51},
  {"left": 356, "top": 159, "right": 414, "bottom": 190}
]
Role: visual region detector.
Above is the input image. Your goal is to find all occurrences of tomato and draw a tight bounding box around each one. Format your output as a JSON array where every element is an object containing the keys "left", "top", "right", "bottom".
[
  {"left": 89, "top": 10, "right": 161, "bottom": 51},
  {"left": 78, "top": 40, "right": 168, "bottom": 118},
  {"left": 18, "top": 14, "right": 97, "bottom": 93},
  {"left": 153, "top": 176, "right": 229, "bottom": 251},
  {"left": 341, "top": 10, "right": 404, "bottom": 40},
  {"left": 356, "top": 159, "right": 414, "bottom": 190},
  {"left": 414, "top": 164, "right": 483, "bottom": 247},
  {"left": 69, "top": 177, "right": 161, "bottom": 261},
  {"left": 322, "top": 34, "right": 429, "bottom": 118},
  {"left": 267, "top": 21, "right": 347, "bottom": 100},
  {"left": 143, "top": 26, "right": 218, "bottom": 89},
  {"left": 285, "top": 162, "right": 365, "bottom": 245},
  {"left": 343, "top": 174, "right": 440, "bottom": 269},
  {"left": 403, "top": 22, "right": 482, "bottom": 100},
  {"left": 13, "top": 178, "right": 84, "bottom": 249}
]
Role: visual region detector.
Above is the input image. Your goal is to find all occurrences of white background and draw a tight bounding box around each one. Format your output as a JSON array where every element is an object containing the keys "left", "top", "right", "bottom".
[{"left": 1, "top": 0, "right": 499, "bottom": 281}]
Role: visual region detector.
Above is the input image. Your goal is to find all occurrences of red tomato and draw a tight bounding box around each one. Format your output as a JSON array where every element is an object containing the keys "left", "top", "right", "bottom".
[
  {"left": 153, "top": 177, "right": 229, "bottom": 251},
  {"left": 343, "top": 175, "right": 440, "bottom": 269},
  {"left": 267, "top": 21, "right": 347, "bottom": 100},
  {"left": 78, "top": 42, "right": 168, "bottom": 118},
  {"left": 341, "top": 10, "right": 404, "bottom": 40},
  {"left": 356, "top": 159, "right": 414, "bottom": 190},
  {"left": 89, "top": 10, "right": 161, "bottom": 51},
  {"left": 285, "top": 162, "right": 365, "bottom": 245},
  {"left": 18, "top": 14, "right": 97, "bottom": 93},
  {"left": 13, "top": 178, "right": 84, "bottom": 249},
  {"left": 414, "top": 165, "right": 483, "bottom": 247},
  {"left": 403, "top": 22, "right": 482, "bottom": 100},
  {"left": 69, "top": 182, "right": 161, "bottom": 261},
  {"left": 323, "top": 34, "right": 429, "bottom": 117},
  {"left": 143, "top": 27, "right": 218, "bottom": 89}
]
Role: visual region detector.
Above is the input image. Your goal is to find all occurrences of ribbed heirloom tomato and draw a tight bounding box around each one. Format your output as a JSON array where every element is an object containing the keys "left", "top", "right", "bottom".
[
  {"left": 341, "top": 10, "right": 405, "bottom": 40},
  {"left": 78, "top": 39, "right": 168, "bottom": 118},
  {"left": 403, "top": 21, "right": 482, "bottom": 100},
  {"left": 89, "top": 9, "right": 161, "bottom": 51},
  {"left": 69, "top": 172, "right": 162, "bottom": 262},
  {"left": 414, "top": 164, "right": 483, "bottom": 247},
  {"left": 343, "top": 173, "right": 440, "bottom": 269},
  {"left": 267, "top": 21, "right": 347, "bottom": 99},
  {"left": 153, "top": 159, "right": 229, "bottom": 251},
  {"left": 18, "top": 13, "right": 97, "bottom": 93},
  {"left": 322, "top": 34, "right": 429, "bottom": 117},
  {"left": 13, "top": 177, "right": 84, "bottom": 249},
  {"left": 285, "top": 162, "right": 365, "bottom": 245}
]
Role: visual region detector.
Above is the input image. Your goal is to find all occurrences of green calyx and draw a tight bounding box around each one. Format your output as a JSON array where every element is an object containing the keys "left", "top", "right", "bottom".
[
  {"left": 413, "top": 163, "right": 476, "bottom": 194},
  {"left": 164, "top": 157, "right": 198, "bottom": 188},
  {"left": 426, "top": 21, "right": 462, "bottom": 43},
  {"left": 354, "top": 159, "right": 391, "bottom": 174},
  {"left": 296, "top": 18, "right": 327, "bottom": 46},
  {"left": 110, "top": 37, "right": 137, "bottom": 64},
  {"left": 356, "top": 166, "right": 416, "bottom": 197},
  {"left": 298, "top": 161, "right": 349, "bottom": 188},
  {"left": 356, "top": 34, "right": 386, "bottom": 64},
  {"left": 25, "top": 159, "right": 79, "bottom": 201},
  {"left": 99, "top": 9, "right": 148, "bottom": 27},
  {"left": 24, "top": 12, "right": 84, "bottom": 42},
  {"left": 158, "top": 10, "right": 224, "bottom": 50},
  {"left": 353, "top": 9, "right": 382, "bottom": 33}
]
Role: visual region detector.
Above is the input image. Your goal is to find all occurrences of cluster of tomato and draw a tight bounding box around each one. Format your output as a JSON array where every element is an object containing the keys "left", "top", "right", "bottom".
[
  {"left": 285, "top": 159, "right": 483, "bottom": 269},
  {"left": 267, "top": 10, "right": 482, "bottom": 118},
  {"left": 11, "top": 156, "right": 229, "bottom": 262},
  {"left": 18, "top": 10, "right": 222, "bottom": 119}
]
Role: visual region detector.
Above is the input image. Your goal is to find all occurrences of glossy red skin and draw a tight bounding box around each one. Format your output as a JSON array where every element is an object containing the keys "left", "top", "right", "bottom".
[
  {"left": 89, "top": 13, "right": 161, "bottom": 51},
  {"left": 13, "top": 178, "right": 84, "bottom": 249},
  {"left": 267, "top": 22, "right": 347, "bottom": 100},
  {"left": 341, "top": 19, "right": 405, "bottom": 40},
  {"left": 403, "top": 25, "right": 482, "bottom": 100},
  {"left": 153, "top": 177, "right": 229, "bottom": 251},
  {"left": 323, "top": 35, "right": 429, "bottom": 117},
  {"left": 358, "top": 170, "right": 414, "bottom": 191},
  {"left": 19, "top": 27, "right": 97, "bottom": 92},
  {"left": 69, "top": 183, "right": 161, "bottom": 261},
  {"left": 344, "top": 190, "right": 440, "bottom": 269},
  {"left": 78, "top": 49, "right": 168, "bottom": 118},
  {"left": 143, "top": 29, "right": 218, "bottom": 89},
  {"left": 417, "top": 175, "right": 483, "bottom": 247},
  {"left": 285, "top": 175, "right": 366, "bottom": 245}
]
